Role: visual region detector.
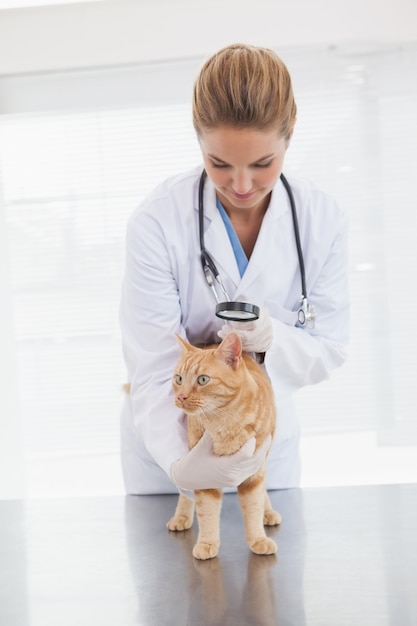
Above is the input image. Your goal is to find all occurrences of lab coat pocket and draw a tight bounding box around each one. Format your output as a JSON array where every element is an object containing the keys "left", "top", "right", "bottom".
[{"left": 264, "top": 300, "right": 298, "bottom": 327}]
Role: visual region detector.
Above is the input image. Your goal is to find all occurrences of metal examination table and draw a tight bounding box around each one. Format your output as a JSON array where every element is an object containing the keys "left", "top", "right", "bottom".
[{"left": 1, "top": 484, "right": 416, "bottom": 625}]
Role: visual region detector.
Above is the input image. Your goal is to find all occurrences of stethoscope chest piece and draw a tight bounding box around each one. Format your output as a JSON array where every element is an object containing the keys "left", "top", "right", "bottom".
[{"left": 297, "top": 297, "right": 316, "bottom": 328}]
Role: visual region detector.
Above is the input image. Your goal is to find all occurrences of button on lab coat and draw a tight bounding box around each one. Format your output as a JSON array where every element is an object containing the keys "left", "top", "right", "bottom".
[{"left": 119, "top": 166, "right": 349, "bottom": 494}]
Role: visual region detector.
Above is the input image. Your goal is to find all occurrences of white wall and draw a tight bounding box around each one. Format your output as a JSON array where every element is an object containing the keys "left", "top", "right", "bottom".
[
  {"left": 0, "top": 0, "right": 417, "bottom": 75},
  {"left": 0, "top": 186, "right": 25, "bottom": 499}
]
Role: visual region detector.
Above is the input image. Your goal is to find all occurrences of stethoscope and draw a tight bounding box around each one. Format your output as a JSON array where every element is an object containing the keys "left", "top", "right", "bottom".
[{"left": 199, "top": 169, "right": 316, "bottom": 328}]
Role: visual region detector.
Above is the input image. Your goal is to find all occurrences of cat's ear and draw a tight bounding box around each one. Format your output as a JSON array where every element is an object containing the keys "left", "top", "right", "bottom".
[
  {"left": 215, "top": 332, "right": 242, "bottom": 370},
  {"left": 175, "top": 333, "right": 197, "bottom": 355}
]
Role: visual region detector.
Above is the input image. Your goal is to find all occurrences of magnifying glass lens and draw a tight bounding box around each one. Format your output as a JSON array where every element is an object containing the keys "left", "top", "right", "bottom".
[{"left": 215, "top": 302, "right": 260, "bottom": 322}]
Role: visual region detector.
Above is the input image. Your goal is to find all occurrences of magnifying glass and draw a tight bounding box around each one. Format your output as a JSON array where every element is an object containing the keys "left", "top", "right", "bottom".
[
  {"left": 215, "top": 301, "right": 265, "bottom": 363},
  {"left": 215, "top": 301, "right": 260, "bottom": 322}
]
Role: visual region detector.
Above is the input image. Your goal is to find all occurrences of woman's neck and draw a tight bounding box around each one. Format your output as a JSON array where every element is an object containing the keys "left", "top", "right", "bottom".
[{"left": 218, "top": 192, "right": 271, "bottom": 259}]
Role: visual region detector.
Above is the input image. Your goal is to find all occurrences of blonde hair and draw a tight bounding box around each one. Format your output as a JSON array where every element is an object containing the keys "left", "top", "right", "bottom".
[{"left": 192, "top": 43, "right": 297, "bottom": 139}]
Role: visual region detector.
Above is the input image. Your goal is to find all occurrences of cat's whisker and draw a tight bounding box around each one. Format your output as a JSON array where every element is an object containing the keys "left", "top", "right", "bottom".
[{"left": 201, "top": 403, "right": 227, "bottom": 421}]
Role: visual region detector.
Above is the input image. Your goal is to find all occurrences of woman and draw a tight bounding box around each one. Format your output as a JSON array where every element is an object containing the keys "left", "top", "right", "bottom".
[{"left": 120, "top": 43, "right": 349, "bottom": 495}]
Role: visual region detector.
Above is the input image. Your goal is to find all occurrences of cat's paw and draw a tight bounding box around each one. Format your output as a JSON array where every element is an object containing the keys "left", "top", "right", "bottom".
[
  {"left": 263, "top": 509, "right": 282, "bottom": 526},
  {"left": 166, "top": 515, "right": 193, "bottom": 532},
  {"left": 192, "top": 541, "right": 220, "bottom": 560},
  {"left": 249, "top": 537, "right": 277, "bottom": 555}
]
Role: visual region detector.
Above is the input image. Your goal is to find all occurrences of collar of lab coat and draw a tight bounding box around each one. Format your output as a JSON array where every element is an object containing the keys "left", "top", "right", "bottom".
[{"left": 196, "top": 174, "right": 291, "bottom": 298}]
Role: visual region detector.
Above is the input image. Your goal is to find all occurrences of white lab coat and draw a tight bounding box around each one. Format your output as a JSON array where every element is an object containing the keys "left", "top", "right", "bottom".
[{"left": 119, "top": 165, "right": 349, "bottom": 494}]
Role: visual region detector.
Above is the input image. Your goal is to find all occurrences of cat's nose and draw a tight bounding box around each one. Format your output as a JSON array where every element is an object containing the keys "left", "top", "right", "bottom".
[{"left": 177, "top": 394, "right": 187, "bottom": 403}]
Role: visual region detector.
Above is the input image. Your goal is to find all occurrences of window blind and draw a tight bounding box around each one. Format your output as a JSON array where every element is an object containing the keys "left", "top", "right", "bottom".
[{"left": 0, "top": 103, "right": 201, "bottom": 456}]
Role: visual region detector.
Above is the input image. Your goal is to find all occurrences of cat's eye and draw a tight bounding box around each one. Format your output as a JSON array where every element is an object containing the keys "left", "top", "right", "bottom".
[
  {"left": 197, "top": 375, "right": 210, "bottom": 385},
  {"left": 175, "top": 374, "right": 182, "bottom": 384}
]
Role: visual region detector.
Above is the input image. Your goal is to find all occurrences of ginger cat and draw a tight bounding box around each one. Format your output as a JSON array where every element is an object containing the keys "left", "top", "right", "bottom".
[{"left": 167, "top": 332, "right": 281, "bottom": 560}]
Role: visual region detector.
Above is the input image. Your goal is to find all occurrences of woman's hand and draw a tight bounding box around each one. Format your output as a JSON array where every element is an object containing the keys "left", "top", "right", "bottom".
[
  {"left": 169, "top": 431, "right": 272, "bottom": 491},
  {"left": 217, "top": 306, "right": 273, "bottom": 353}
]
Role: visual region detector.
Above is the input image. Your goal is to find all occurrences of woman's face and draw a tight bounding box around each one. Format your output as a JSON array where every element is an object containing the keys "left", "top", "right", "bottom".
[{"left": 198, "top": 125, "right": 292, "bottom": 216}]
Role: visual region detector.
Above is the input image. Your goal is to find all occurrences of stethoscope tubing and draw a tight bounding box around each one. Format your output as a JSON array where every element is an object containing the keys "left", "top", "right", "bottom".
[
  {"left": 279, "top": 172, "right": 307, "bottom": 301},
  {"left": 198, "top": 169, "right": 309, "bottom": 307}
]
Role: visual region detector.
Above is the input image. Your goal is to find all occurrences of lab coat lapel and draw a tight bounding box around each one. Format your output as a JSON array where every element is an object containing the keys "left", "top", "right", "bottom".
[
  {"left": 233, "top": 181, "right": 290, "bottom": 298},
  {"left": 198, "top": 176, "right": 241, "bottom": 287}
]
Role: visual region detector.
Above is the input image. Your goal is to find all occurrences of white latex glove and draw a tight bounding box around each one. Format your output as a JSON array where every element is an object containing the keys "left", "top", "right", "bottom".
[
  {"left": 217, "top": 306, "right": 273, "bottom": 353},
  {"left": 169, "top": 431, "right": 272, "bottom": 491}
]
